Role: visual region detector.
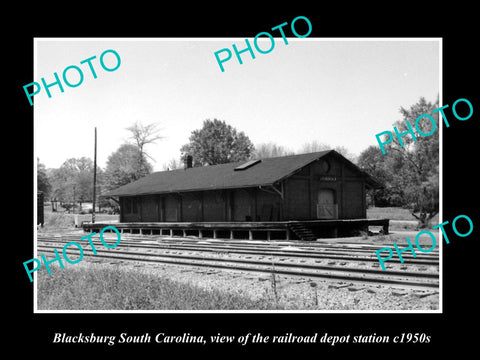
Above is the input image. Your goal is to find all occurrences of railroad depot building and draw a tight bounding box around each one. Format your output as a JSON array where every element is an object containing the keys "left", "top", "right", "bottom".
[{"left": 97, "top": 150, "right": 386, "bottom": 240}]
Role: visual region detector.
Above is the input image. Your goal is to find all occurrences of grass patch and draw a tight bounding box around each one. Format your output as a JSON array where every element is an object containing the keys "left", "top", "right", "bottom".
[
  {"left": 37, "top": 264, "right": 281, "bottom": 310},
  {"left": 367, "top": 207, "right": 416, "bottom": 220},
  {"left": 42, "top": 212, "right": 75, "bottom": 228},
  {"left": 40, "top": 212, "right": 119, "bottom": 230},
  {"left": 367, "top": 206, "right": 439, "bottom": 227}
]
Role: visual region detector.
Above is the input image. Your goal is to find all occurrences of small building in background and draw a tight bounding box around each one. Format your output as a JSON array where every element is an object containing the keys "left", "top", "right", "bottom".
[{"left": 37, "top": 191, "right": 44, "bottom": 227}]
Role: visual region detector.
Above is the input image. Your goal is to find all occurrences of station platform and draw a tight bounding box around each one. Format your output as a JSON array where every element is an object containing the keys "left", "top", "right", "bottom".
[{"left": 82, "top": 218, "right": 389, "bottom": 241}]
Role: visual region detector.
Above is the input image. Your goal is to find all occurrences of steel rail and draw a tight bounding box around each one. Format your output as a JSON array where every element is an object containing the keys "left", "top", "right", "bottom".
[
  {"left": 37, "top": 236, "right": 440, "bottom": 265},
  {"left": 37, "top": 246, "right": 439, "bottom": 291}
]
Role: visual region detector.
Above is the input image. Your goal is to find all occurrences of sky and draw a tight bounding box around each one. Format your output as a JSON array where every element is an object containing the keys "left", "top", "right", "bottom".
[{"left": 34, "top": 38, "right": 440, "bottom": 171}]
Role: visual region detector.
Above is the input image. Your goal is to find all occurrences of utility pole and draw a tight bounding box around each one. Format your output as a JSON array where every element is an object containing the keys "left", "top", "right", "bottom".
[{"left": 92, "top": 127, "right": 97, "bottom": 223}]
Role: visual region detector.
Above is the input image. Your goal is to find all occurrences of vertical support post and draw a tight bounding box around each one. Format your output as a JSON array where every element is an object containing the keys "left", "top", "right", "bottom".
[
  {"left": 227, "top": 191, "right": 233, "bottom": 221},
  {"left": 362, "top": 179, "right": 366, "bottom": 218},
  {"left": 138, "top": 197, "right": 142, "bottom": 222},
  {"left": 160, "top": 196, "right": 165, "bottom": 222},
  {"left": 199, "top": 229, "right": 203, "bottom": 238},
  {"left": 254, "top": 190, "right": 258, "bottom": 221},
  {"left": 119, "top": 198, "right": 123, "bottom": 223},
  {"left": 230, "top": 230, "right": 234, "bottom": 239},
  {"left": 249, "top": 230, "right": 253, "bottom": 240},
  {"left": 178, "top": 194, "right": 183, "bottom": 221},
  {"left": 213, "top": 230, "right": 218, "bottom": 239}
]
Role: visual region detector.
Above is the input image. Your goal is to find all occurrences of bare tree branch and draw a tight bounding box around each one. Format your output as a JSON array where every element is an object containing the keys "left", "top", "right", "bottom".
[{"left": 125, "top": 121, "right": 163, "bottom": 166}]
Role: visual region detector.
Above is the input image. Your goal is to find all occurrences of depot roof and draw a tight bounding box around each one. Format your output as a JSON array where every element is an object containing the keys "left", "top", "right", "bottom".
[{"left": 105, "top": 150, "right": 381, "bottom": 197}]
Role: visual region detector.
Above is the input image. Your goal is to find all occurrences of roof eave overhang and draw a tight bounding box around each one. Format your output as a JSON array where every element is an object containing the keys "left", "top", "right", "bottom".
[{"left": 105, "top": 182, "right": 278, "bottom": 198}]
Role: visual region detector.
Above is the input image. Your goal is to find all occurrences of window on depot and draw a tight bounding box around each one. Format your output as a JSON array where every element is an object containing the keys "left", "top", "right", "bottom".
[{"left": 124, "top": 197, "right": 139, "bottom": 214}]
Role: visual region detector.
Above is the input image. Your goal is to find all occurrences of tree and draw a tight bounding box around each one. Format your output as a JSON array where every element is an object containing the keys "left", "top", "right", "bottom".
[
  {"left": 180, "top": 119, "right": 254, "bottom": 166},
  {"left": 162, "top": 157, "right": 182, "bottom": 171},
  {"left": 392, "top": 97, "right": 439, "bottom": 227},
  {"left": 104, "top": 143, "right": 153, "bottom": 191},
  {"left": 37, "top": 158, "right": 51, "bottom": 196},
  {"left": 357, "top": 145, "right": 404, "bottom": 207},
  {"left": 253, "top": 142, "right": 295, "bottom": 159},
  {"left": 299, "top": 141, "right": 357, "bottom": 162},
  {"left": 126, "top": 121, "right": 163, "bottom": 171},
  {"left": 332, "top": 145, "right": 357, "bottom": 163},
  {"left": 358, "top": 97, "right": 439, "bottom": 228},
  {"left": 298, "top": 140, "right": 330, "bottom": 154},
  {"left": 48, "top": 157, "right": 102, "bottom": 210}
]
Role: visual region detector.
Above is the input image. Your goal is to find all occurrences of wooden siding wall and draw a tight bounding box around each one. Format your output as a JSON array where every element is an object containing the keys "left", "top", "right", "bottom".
[
  {"left": 121, "top": 188, "right": 284, "bottom": 223},
  {"left": 284, "top": 155, "right": 366, "bottom": 220},
  {"left": 141, "top": 196, "right": 157, "bottom": 222},
  {"left": 284, "top": 177, "right": 310, "bottom": 220},
  {"left": 203, "top": 191, "right": 226, "bottom": 221},
  {"left": 256, "top": 190, "right": 281, "bottom": 221},
  {"left": 340, "top": 162, "right": 366, "bottom": 218},
  {"left": 181, "top": 192, "right": 202, "bottom": 222},
  {"left": 232, "top": 189, "right": 253, "bottom": 221},
  {"left": 343, "top": 181, "right": 364, "bottom": 218},
  {"left": 119, "top": 154, "right": 367, "bottom": 223},
  {"left": 164, "top": 194, "right": 178, "bottom": 222},
  {"left": 121, "top": 197, "right": 141, "bottom": 222}
]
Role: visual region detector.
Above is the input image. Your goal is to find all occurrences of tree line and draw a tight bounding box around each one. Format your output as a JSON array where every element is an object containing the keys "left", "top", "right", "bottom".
[{"left": 38, "top": 97, "right": 438, "bottom": 227}]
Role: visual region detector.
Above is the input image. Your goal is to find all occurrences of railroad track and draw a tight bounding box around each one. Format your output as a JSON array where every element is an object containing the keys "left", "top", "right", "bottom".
[
  {"left": 36, "top": 234, "right": 439, "bottom": 264},
  {"left": 36, "top": 233, "right": 439, "bottom": 292}
]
